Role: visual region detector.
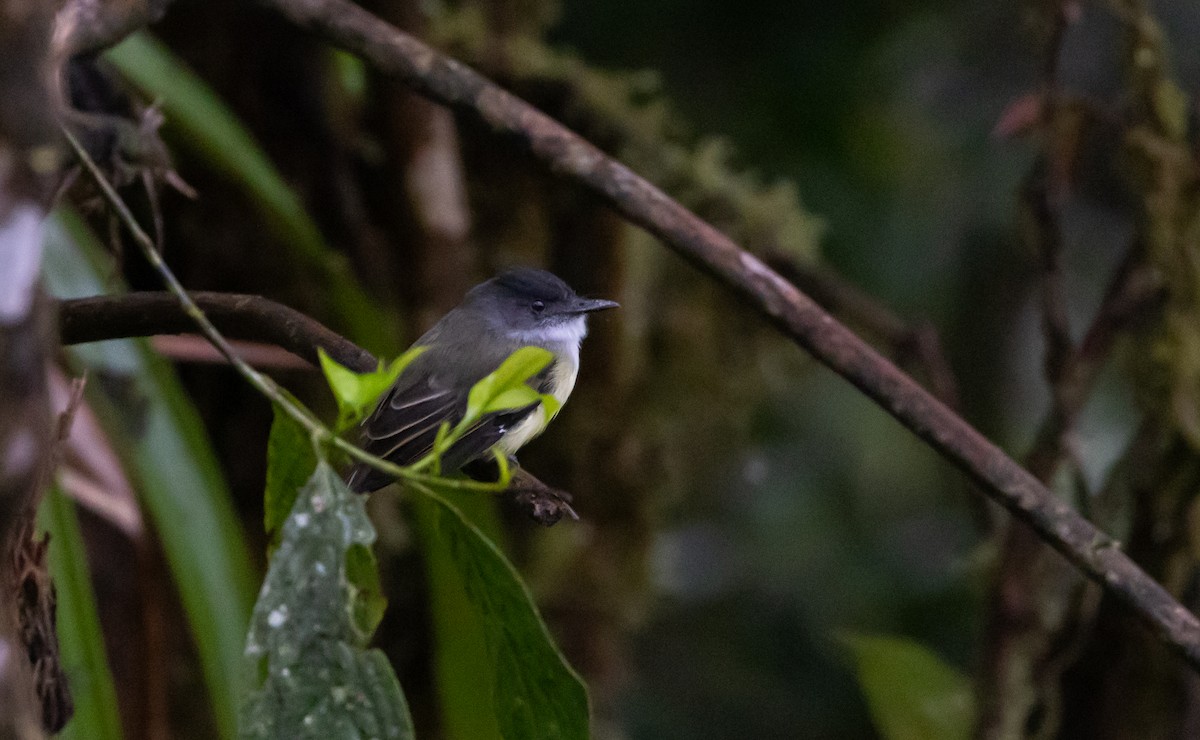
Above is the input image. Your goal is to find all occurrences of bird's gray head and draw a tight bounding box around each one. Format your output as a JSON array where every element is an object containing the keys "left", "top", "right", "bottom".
[{"left": 464, "top": 268, "right": 619, "bottom": 350}]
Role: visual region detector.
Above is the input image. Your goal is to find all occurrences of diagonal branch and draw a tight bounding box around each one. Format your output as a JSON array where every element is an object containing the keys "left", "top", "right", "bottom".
[{"left": 249, "top": 0, "right": 1200, "bottom": 666}]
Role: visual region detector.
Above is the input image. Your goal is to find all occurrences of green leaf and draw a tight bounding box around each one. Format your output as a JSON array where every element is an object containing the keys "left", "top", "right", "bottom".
[
  {"left": 839, "top": 633, "right": 974, "bottom": 740},
  {"left": 538, "top": 392, "right": 563, "bottom": 420},
  {"left": 411, "top": 485, "right": 589, "bottom": 740},
  {"left": 318, "top": 347, "right": 422, "bottom": 433},
  {"left": 483, "top": 386, "right": 541, "bottom": 415},
  {"left": 264, "top": 404, "right": 317, "bottom": 539},
  {"left": 317, "top": 348, "right": 365, "bottom": 420},
  {"left": 346, "top": 543, "right": 388, "bottom": 637},
  {"left": 45, "top": 208, "right": 255, "bottom": 740},
  {"left": 39, "top": 488, "right": 123, "bottom": 740},
  {"left": 103, "top": 32, "right": 398, "bottom": 355},
  {"left": 241, "top": 463, "right": 412, "bottom": 739},
  {"left": 465, "top": 346, "right": 554, "bottom": 423}
]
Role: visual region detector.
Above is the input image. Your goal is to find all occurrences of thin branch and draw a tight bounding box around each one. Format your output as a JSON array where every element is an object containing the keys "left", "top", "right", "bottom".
[
  {"left": 250, "top": 0, "right": 1200, "bottom": 666},
  {"left": 58, "top": 291, "right": 376, "bottom": 373},
  {"left": 1024, "top": 243, "right": 1157, "bottom": 479},
  {"left": 149, "top": 336, "right": 314, "bottom": 371},
  {"left": 763, "top": 252, "right": 961, "bottom": 410},
  {"left": 52, "top": 0, "right": 172, "bottom": 57}
]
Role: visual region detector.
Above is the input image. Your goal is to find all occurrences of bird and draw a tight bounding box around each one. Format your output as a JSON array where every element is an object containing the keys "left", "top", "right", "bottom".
[{"left": 345, "top": 268, "right": 618, "bottom": 494}]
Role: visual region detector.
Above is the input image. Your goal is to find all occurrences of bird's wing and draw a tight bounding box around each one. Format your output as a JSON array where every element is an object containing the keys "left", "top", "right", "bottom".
[{"left": 345, "top": 372, "right": 539, "bottom": 493}]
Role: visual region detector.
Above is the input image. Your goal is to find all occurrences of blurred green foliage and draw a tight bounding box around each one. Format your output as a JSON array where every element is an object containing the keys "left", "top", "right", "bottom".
[
  {"left": 40, "top": 488, "right": 123, "bottom": 740},
  {"left": 839, "top": 633, "right": 974, "bottom": 740}
]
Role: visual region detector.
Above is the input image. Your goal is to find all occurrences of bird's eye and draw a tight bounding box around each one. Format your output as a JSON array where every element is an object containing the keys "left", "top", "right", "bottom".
[{"left": 531, "top": 300, "right": 545, "bottom": 313}]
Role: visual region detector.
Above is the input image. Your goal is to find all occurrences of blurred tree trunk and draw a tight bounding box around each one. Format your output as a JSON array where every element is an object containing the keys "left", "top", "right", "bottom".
[{"left": 0, "top": 0, "right": 68, "bottom": 734}]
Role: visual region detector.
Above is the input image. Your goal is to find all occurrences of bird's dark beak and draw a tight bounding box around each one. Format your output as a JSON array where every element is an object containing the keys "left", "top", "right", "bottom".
[{"left": 572, "top": 297, "right": 620, "bottom": 314}]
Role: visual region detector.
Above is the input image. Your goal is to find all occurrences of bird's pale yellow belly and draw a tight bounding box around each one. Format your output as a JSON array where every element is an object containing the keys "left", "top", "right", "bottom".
[{"left": 497, "top": 356, "right": 578, "bottom": 455}]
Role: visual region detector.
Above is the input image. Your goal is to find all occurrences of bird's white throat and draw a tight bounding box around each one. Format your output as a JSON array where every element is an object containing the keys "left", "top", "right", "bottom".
[
  {"left": 507, "top": 315, "right": 585, "bottom": 403},
  {"left": 497, "top": 315, "right": 587, "bottom": 455},
  {"left": 507, "top": 315, "right": 588, "bottom": 353}
]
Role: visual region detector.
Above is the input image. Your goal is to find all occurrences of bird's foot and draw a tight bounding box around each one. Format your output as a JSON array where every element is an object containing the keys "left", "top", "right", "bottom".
[
  {"left": 508, "top": 470, "right": 578, "bottom": 526},
  {"left": 464, "top": 460, "right": 580, "bottom": 525}
]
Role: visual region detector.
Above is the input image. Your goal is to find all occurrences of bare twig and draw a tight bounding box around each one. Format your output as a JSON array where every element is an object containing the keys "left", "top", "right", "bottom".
[
  {"left": 149, "top": 335, "right": 314, "bottom": 371},
  {"left": 250, "top": 0, "right": 1200, "bottom": 667},
  {"left": 979, "top": 2, "right": 1169, "bottom": 732},
  {"left": 763, "top": 252, "right": 961, "bottom": 410},
  {"left": 51, "top": 0, "right": 172, "bottom": 57},
  {"left": 58, "top": 291, "right": 376, "bottom": 373}
]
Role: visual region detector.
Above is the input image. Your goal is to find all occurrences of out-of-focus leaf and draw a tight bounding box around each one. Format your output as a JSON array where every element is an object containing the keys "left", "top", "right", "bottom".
[
  {"left": 241, "top": 463, "right": 412, "bottom": 740},
  {"left": 839, "top": 632, "right": 974, "bottom": 740},
  {"left": 346, "top": 543, "right": 388, "bottom": 637},
  {"left": 263, "top": 405, "right": 317, "bottom": 539},
  {"left": 103, "top": 32, "right": 396, "bottom": 355},
  {"left": 464, "top": 346, "right": 554, "bottom": 422},
  {"left": 317, "top": 348, "right": 422, "bottom": 433},
  {"left": 39, "top": 488, "right": 123, "bottom": 740},
  {"left": 411, "top": 485, "right": 589, "bottom": 740},
  {"left": 43, "top": 208, "right": 256, "bottom": 740}
]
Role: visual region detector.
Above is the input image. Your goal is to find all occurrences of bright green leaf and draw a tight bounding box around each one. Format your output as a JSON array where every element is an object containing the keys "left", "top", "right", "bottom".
[
  {"left": 264, "top": 404, "right": 318, "bottom": 539},
  {"left": 318, "top": 347, "right": 423, "bottom": 433},
  {"left": 39, "top": 488, "right": 123, "bottom": 740},
  {"left": 318, "top": 349, "right": 364, "bottom": 416},
  {"left": 241, "top": 463, "right": 412, "bottom": 739},
  {"left": 465, "top": 346, "right": 554, "bottom": 423},
  {"left": 483, "top": 386, "right": 541, "bottom": 415},
  {"left": 411, "top": 485, "right": 589, "bottom": 740},
  {"left": 839, "top": 632, "right": 974, "bottom": 740},
  {"left": 538, "top": 393, "right": 563, "bottom": 420}
]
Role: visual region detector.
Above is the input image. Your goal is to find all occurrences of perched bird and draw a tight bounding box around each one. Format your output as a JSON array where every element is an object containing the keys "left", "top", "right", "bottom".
[{"left": 346, "top": 268, "right": 618, "bottom": 494}]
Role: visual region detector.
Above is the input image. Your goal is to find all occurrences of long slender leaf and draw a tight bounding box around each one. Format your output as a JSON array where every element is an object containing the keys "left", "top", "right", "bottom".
[
  {"left": 104, "top": 32, "right": 397, "bottom": 354},
  {"left": 39, "top": 488, "right": 123, "bottom": 740},
  {"left": 412, "top": 486, "right": 589, "bottom": 740},
  {"left": 43, "top": 208, "right": 256, "bottom": 740}
]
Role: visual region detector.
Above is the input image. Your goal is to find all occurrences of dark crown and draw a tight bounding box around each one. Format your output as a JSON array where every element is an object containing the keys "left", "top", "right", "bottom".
[{"left": 491, "top": 268, "right": 576, "bottom": 301}]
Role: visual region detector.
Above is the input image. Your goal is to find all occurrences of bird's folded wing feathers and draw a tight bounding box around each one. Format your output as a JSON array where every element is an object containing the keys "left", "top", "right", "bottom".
[{"left": 346, "top": 376, "right": 539, "bottom": 493}]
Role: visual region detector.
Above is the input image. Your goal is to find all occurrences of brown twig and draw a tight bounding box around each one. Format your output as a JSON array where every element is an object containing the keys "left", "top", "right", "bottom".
[
  {"left": 1024, "top": 243, "right": 1157, "bottom": 480},
  {"left": 149, "top": 335, "right": 315, "bottom": 371},
  {"left": 57, "top": 291, "right": 376, "bottom": 373},
  {"left": 764, "top": 252, "right": 961, "bottom": 411},
  {"left": 249, "top": 0, "right": 1200, "bottom": 667},
  {"left": 51, "top": 0, "right": 173, "bottom": 57}
]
